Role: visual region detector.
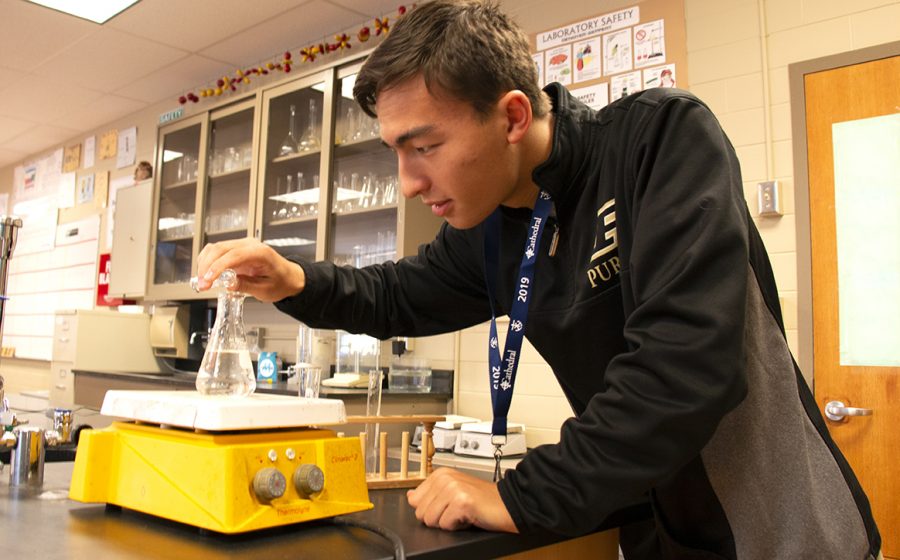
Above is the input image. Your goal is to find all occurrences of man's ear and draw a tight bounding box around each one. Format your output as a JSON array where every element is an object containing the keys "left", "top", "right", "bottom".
[{"left": 498, "top": 90, "right": 532, "bottom": 144}]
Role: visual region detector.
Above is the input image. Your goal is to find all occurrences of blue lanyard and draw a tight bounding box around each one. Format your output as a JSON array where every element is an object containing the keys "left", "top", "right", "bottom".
[{"left": 483, "top": 190, "right": 553, "bottom": 479}]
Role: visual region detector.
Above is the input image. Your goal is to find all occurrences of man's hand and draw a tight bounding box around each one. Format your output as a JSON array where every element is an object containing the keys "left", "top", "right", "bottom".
[
  {"left": 195, "top": 238, "right": 305, "bottom": 302},
  {"left": 407, "top": 468, "right": 518, "bottom": 532}
]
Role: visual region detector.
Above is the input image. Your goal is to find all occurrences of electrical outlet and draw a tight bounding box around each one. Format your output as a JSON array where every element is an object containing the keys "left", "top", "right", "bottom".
[{"left": 757, "top": 181, "right": 782, "bottom": 217}]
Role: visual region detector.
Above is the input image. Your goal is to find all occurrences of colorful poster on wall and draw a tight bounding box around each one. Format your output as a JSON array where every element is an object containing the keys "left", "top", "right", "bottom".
[
  {"left": 532, "top": 52, "right": 545, "bottom": 87},
  {"left": 98, "top": 129, "right": 118, "bottom": 160},
  {"left": 570, "top": 84, "right": 609, "bottom": 110},
  {"left": 77, "top": 174, "right": 95, "bottom": 205},
  {"left": 611, "top": 70, "right": 642, "bottom": 100},
  {"left": 63, "top": 144, "right": 81, "bottom": 173},
  {"left": 634, "top": 19, "right": 666, "bottom": 69},
  {"left": 603, "top": 28, "right": 633, "bottom": 76},
  {"left": 545, "top": 44, "right": 573, "bottom": 85},
  {"left": 644, "top": 64, "right": 677, "bottom": 89},
  {"left": 573, "top": 37, "right": 602, "bottom": 83}
]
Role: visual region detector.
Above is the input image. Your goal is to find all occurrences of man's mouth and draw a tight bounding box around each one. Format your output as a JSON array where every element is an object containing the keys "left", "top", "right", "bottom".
[{"left": 426, "top": 199, "right": 450, "bottom": 217}]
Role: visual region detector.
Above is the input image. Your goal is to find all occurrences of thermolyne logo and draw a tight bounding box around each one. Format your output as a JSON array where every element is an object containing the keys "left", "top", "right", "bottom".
[{"left": 588, "top": 198, "right": 621, "bottom": 288}]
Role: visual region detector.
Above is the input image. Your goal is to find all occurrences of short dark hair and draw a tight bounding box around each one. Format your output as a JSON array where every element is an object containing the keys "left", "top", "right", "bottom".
[{"left": 354, "top": 0, "right": 549, "bottom": 120}]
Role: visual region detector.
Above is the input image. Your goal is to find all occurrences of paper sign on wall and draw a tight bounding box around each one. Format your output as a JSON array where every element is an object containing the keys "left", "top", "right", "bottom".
[
  {"left": 99, "top": 130, "right": 118, "bottom": 160},
  {"left": 84, "top": 136, "right": 96, "bottom": 168},
  {"left": 63, "top": 144, "right": 82, "bottom": 172},
  {"left": 77, "top": 174, "right": 95, "bottom": 205},
  {"left": 545, "top": 44, "right": 573, "bottom": 85},
  {"left": 633, "top": 20, "right": 666, "bottom": 69},
  {"left": 117, "top": 126, "right": 137, "bottom": 169}
]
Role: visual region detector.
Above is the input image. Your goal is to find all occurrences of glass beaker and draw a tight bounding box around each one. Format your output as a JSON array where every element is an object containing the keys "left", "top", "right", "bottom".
[{"left": 195, "top": 269, "right": 256, "bottom": 397}]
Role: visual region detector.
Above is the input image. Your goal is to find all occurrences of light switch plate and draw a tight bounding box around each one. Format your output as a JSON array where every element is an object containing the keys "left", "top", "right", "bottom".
[{"left": 757, "top": 180, "right": 782, "bottom": 217}]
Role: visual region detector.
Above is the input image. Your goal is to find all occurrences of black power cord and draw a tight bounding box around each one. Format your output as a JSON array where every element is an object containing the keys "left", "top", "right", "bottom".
[{"left": 331, "top": 516, "right": 406, "bottom": 560}]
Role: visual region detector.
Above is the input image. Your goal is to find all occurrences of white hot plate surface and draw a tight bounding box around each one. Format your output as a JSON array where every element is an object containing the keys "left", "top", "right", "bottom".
[{"left": 100, "top": 390, "right": 346, "bottom": 431}]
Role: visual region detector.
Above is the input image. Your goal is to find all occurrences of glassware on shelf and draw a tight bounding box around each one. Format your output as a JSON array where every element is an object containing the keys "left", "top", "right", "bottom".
[
  {"left": 194, "top": 269, "right": 256, "bottom": 397},
  {"left": 278, "top": 104, "right": 300, "bottom": 157},
  {"left": 271, "top": 177, "right": 283, "bottom": 220},
  {"left": 298, "top": 99, "right": 320, "bottom": 153},
  {"left": 341, "top": 105, "right": 363, "bottom": 144},
  {"left": 281, "top": 174, "right": 293, "bottom": 219}
]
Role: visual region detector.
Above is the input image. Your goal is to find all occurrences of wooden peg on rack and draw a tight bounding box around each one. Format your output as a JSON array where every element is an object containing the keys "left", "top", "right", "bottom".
[{"left": 345, "top": 414, "right": 444, "bottom": 490}]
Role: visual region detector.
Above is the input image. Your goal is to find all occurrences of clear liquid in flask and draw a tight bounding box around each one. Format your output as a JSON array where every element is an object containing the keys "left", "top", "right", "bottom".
[{"left": 195, "top": 270, "right": 256, "bottom": 397}]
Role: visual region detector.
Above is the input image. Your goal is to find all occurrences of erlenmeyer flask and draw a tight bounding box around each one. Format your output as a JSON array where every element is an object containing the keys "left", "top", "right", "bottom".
[
  {"left": 195, "top": 269, "right": 256, "bottom": 397},
  {"left": 298, "top": 98, "right": 320, "bottom": 152},
  {"left": 278, "top": 104, "right": 300, "bottom": 157}
]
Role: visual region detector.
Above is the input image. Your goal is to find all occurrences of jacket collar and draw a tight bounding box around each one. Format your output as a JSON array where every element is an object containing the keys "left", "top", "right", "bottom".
[{"left": 531, "top": 83, "right": 594, "bottom": 206}]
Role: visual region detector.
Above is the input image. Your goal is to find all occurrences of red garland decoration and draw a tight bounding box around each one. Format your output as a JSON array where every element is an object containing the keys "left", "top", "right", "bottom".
[
  {"left": 374, "top": 17, "right": 389, "bottom": 36},
  {"left": 177, "top": 5, "right": 415, "bottom": 105}
]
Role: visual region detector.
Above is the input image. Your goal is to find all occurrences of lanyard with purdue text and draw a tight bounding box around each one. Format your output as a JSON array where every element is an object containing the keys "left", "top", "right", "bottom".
[{"left": 483, "top": 190, "right": 553, "bottom": 481}]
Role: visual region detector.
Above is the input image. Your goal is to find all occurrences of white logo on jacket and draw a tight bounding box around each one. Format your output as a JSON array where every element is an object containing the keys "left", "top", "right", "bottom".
[{"left": 587, "top": 198, "right": 621, "bottom": 289}]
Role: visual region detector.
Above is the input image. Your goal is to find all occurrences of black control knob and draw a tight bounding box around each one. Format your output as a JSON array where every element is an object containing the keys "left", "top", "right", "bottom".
[
  {"left": 293, "top": 464, "right": 325, "bottom": 497},
  {"left": 253, "top": 467, "right": 287, "bottom": 501}
]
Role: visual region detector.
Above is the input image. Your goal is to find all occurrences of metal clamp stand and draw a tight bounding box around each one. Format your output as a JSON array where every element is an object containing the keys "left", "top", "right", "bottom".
[{"left": 0, "top": 216, "right": 23, "bottom": 428}]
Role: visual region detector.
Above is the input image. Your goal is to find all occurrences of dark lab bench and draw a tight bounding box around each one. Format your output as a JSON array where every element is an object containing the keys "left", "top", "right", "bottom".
[{"left": 0, "top": 462, "right": 649, "bottom": 560}]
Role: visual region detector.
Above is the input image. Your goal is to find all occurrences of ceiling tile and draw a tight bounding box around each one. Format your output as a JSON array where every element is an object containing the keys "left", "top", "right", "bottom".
[
  {"left": 32, "top": 27, "right": 188, "bottom": 92},
  {"left": 328, "top": 0, "right": 406, "bottom": 19},
  {"left": 0, "top": 0, "right": 96, "bottom": 71},
  {"left": 107, "top": 0, "right": 314, "bottom": 53},
  {"left": 0, "top": 114, "right": 36, "bottom": 144},
  {"left": 2, "top": 123, "right": 80, "bottom": 156},
  {"left": 199, "top": 0, "right": 366, "bottom": 69},
  {"left": 0, "top": 73, "right": 103, "bottom": 124},
  {"left": 114, "top": 55, "right": 236, "bottom": 104},
  {"left": 54, "top": 94, "right": 147, "bottom": 132}
]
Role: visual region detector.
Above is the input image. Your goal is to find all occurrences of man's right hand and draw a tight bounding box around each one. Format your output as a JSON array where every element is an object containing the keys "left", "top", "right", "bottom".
[{"left": 195, "top": 238, "right": 306, "bottom": 302}]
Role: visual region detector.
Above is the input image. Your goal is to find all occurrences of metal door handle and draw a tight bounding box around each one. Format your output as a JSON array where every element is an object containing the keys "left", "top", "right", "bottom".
[{"left": 824, "top": 400, "right": 873, "bottom": 421}]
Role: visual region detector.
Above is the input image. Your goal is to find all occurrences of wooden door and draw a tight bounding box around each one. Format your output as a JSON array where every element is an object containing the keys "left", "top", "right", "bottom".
[{"left": 805, "top": 52, "right": 899, "bottom": 558}]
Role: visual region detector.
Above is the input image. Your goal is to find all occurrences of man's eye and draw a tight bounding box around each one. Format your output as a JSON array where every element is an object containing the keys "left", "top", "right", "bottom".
[{"left": 415, "top": 145, "right": 433, "bottom": 154}]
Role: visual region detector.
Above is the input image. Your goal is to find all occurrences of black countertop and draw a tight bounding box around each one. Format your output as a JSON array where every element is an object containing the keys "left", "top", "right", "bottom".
[{"left": 0, "top": 462, "right": 649, "bottom": 560}]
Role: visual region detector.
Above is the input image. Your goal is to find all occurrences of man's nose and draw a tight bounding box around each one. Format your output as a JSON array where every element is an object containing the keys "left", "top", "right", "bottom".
[{"left": 397, "top": 155, "right": 428, "bottom": 199}]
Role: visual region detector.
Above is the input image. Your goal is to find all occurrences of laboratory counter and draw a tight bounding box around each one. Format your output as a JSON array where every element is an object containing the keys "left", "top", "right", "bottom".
[
  {"left": 0, "top": 461, "right": 649, "bottom": 560},
  {"left": 72, "top": 369, "right": 453, "bottom": 410}
]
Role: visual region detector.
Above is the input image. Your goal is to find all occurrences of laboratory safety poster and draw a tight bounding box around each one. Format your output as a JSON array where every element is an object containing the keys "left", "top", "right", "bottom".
[{"left": 530, "top": 1, "right": 687, "bottom": 110}]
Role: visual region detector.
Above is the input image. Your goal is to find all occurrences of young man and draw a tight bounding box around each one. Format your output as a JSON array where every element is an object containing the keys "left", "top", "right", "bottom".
[{"left": 196, "top": 1, "right": 881, "bottom": 558}]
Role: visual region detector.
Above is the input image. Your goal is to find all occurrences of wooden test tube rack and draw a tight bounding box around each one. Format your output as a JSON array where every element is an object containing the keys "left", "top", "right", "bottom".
[{"left": 347, "top": 415, "right": 444, "bottom": 490}]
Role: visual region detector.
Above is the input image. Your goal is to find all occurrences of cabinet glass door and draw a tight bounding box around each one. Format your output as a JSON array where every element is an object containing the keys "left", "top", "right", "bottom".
[
  {"left": 330, "top": 71, "right": 399, "bottom": 267},
  {"left": 205, "top": 105, "right": 254, "bottom": 245},
  {"left": 155, "top": 122, "right": 201, "bottom": 285},
  {"left": 260, "top": 82, "right": 325, "bottom": 260}
]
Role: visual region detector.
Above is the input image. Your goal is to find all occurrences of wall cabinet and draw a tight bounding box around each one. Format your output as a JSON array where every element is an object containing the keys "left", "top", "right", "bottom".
[{"left": 146, "top": 55, "right": 441, "bottom": 301}]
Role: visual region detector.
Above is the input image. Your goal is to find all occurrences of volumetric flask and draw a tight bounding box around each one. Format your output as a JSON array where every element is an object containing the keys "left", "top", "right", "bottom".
[{"left": 195, "top": 269, "right": 256, "bottom": 397}]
